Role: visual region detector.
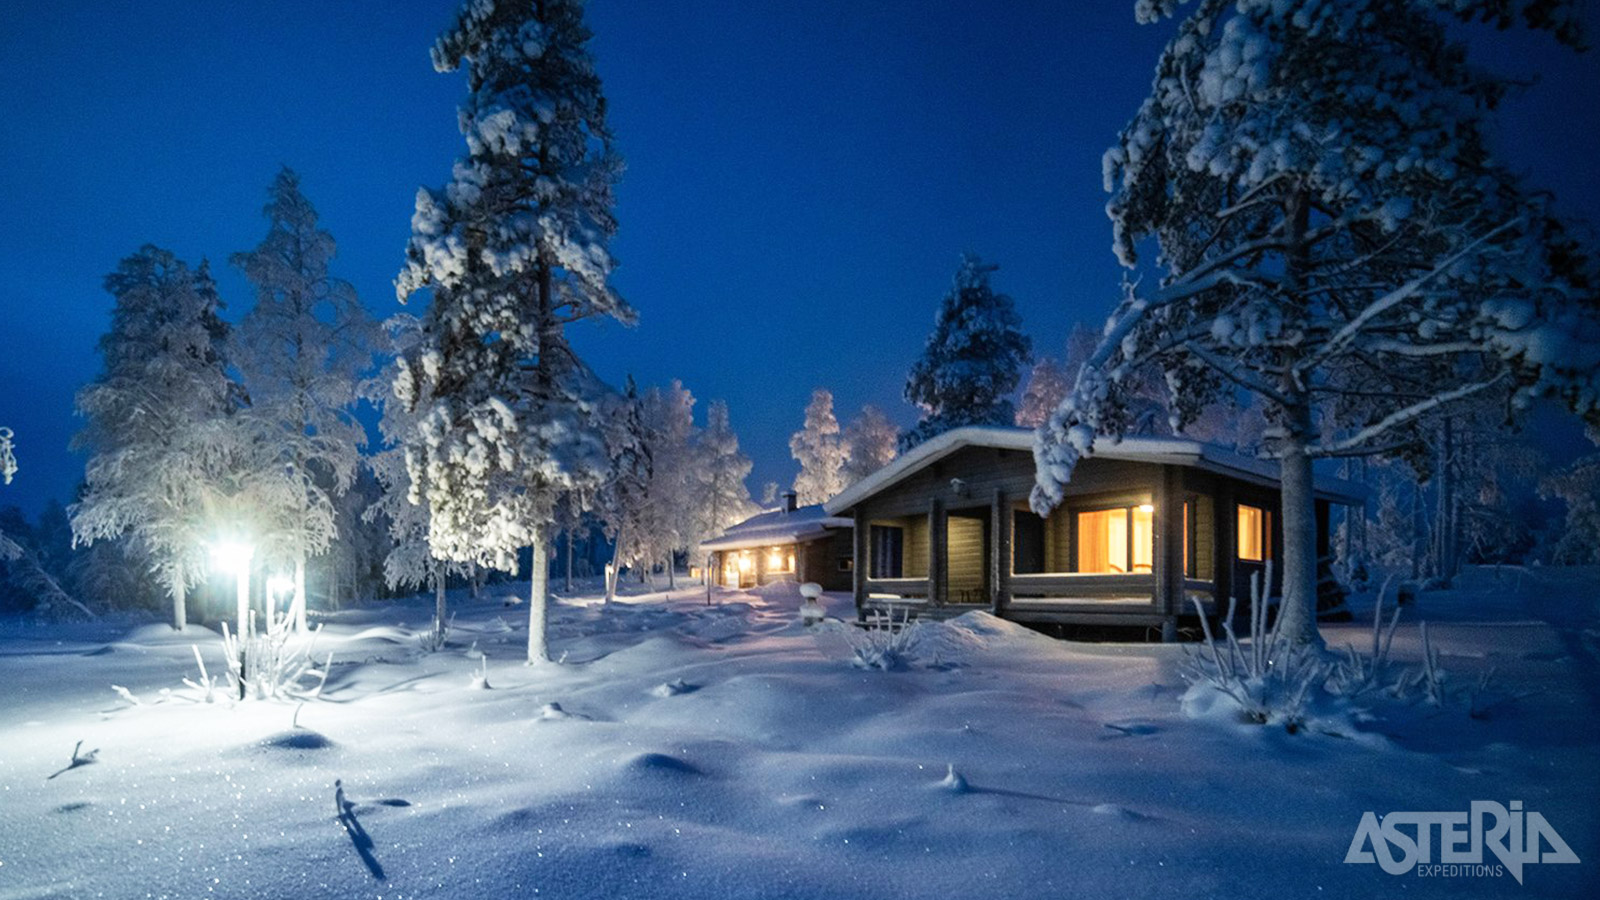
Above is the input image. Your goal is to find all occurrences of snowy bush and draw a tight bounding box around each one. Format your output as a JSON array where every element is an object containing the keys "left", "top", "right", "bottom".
[
  {"left": 417, "top": 613, "right": 454, "bottom": 653},
  {"left": 848, "top": 606, "right": 923, "bottom": 671},
  {"left": 1183, "top": 572, "right": 1330, "bottom": 733},
  {"left": 1184, "top": 571, "right": 1510, "bottom": 735},
  {"left": 220, "top": 616, "right": 331, "bottom": 702}
]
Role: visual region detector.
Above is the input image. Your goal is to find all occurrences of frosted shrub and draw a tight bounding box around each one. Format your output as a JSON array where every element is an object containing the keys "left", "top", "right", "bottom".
[
  {"left": 417, "top": 613, "right": 454, "bottom": 653},
  {"left": 1182, "top": 564, "right": 1334, "bottom": 733},
  {"left": 221, "top": 614, "right": 332, "bottom": 702},
  {"left": 850, "top": 606, "right": 922, "bottom": 671}
]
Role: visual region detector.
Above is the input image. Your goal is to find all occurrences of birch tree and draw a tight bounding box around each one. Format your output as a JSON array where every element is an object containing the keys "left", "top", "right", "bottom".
[
  {"left": 1034, "top": 0, "right": 1600, "bottom": 645},
  {"left": 397, "top": 0, "right": 632, "bottom": 662}
]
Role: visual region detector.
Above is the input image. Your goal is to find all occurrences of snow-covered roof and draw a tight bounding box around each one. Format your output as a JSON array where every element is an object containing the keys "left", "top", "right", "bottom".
[
  {"left": 698, "top": 504, "right": 853, "bottom": 553},
  {"left": 823, "top": 426, "right": 1366, "bottom": 514}
]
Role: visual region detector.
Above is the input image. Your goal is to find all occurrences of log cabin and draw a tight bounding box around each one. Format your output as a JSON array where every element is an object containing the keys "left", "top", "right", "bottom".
[
  {"left": 821, "top": 426, "right": 1364, "bottom": 640},
  {"left": 700, "top": 491, "right": 855, "bottom": 592}
]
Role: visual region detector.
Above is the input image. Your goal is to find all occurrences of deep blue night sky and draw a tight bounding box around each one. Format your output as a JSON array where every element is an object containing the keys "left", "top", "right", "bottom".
[{"left": 2, "top": 1, "right": 1598, "bottom": 516}]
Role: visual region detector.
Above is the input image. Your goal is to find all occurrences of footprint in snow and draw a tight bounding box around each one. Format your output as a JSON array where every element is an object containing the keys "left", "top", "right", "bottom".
[
  {"left": 1091, "top": 803, "right": 1147, "bottom": 821},
  {"left": 1102, "top": 721, "right": 1161, "bottom": 738}
]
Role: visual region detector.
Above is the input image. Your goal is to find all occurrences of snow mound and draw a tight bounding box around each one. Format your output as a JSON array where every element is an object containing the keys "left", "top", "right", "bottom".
[
  {"left": 937, "top": 764, "right": 968, "bottom": 793},
  {"left": 623, "top": 752, "right": 702, "bottom": 777},
  {"left": 259, "top": 729, "right": 336, "bottom": 751},
  {"left": 650, "top": 678, "right": 696, "bottom": 698}
]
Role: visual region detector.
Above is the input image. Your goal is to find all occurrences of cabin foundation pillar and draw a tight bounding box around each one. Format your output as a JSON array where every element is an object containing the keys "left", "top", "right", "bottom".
[
  {"left": 852, "top": 506, "right": 868, "bottom": 622},
  {"left": 990, "top": 488, "right": 1010, "bottom": 616},
  {"left": 1156, "top": 465, "right": 1186, "bottom": 642}
]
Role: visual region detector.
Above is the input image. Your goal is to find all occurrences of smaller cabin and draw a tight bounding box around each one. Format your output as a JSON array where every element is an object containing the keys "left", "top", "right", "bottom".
[
  {"left": 823, "top": 426, "right": 1363, "bottom": 639},
  {"left": 700, "top": 492, "right": 855, "bottom": 592}
]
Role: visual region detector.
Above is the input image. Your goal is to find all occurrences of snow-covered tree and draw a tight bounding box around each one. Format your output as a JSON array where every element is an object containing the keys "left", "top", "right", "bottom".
[
  {"left": 638, "top": 380, "right": 698, "bottom": 588},
  {"left": 232, "top": 168, "right": 377, "bottom": 631},
  {"left": 692, "top": 399, "right": 758, "bottom": 551},
  {"left": 0, "top": 428, "right": 18, "bottom": 562},
  {"left": 841, "top": 405, "right": 899, "bottom": 484},
  {"left": 1016, "top": 358, "right": 1070, "bottom": 428},
  {"left": 1035, "top": 0, "right": 1600, "bottom": 645},
  {"left": 0, "top": 428, "right": 14, "bottom": 487},
  {"left": 396, "top": 0, "right": 632, "bottom": 662},
  {"left": 365, "top": 315, "right": 455, "bottom": 637},
  {"left": 596, "top": 377, "right": 651, "bottom": 603},
  {"left": 71, "top": 247, "right": 242, "bottom": 630},
  {"left": 1540, "top": 452, "right": 1600, "bottom": 565},
  {"left": 790, "top": 388, "right": 848, "bottom": 505},
  {"left": 903, "top": 255, "right": 1032, "bottom": 449}
]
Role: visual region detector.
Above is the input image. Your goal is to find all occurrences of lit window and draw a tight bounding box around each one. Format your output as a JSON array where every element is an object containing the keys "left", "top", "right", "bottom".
[
  {"left": 1076, "top": 503, "right": 1154, "bottom": 574},
  {"left": 1238, "top": 505, "right": 1272, "bottom": 562}
]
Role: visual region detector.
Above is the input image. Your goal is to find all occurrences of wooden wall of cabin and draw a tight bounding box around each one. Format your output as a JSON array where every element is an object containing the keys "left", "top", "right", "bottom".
[
  {"left": 945, "top": 511, "right": 987, "bottom": 603},
  {"left": 798, "top": 531, "right": 856, "bottom": 592}
]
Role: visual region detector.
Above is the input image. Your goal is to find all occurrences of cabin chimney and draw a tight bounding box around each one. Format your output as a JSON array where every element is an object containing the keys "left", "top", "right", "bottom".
[{"left": 781, "top": 490, "right": 798, "bottom": 513}]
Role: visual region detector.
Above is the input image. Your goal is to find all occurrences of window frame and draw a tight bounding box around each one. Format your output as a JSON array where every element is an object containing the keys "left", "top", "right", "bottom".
[{"left": 1070, "top": 496, "right": 1155, "bottom": 576}]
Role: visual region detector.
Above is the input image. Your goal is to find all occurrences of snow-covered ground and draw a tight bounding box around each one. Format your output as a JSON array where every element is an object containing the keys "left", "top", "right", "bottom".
[{"left": 1, "top": 568, "right": 1595, "bottom": 899}]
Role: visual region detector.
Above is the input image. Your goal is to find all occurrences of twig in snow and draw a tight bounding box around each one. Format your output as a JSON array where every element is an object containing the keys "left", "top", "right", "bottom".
[{"left": 46, "top": 740, "right": 99, "bottom": 780}]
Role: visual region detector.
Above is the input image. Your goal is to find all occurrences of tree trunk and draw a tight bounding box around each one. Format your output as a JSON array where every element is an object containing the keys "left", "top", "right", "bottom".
[
  {"left": 527, "top": 529, "right": 550, "bottom": 663},
  {"left": 1272, "top": 187, "right": 1322, "bottom": 647},
  {"left": 564, "top": 528, "right": 574, "bottom": 593},
  {"left": 434, "top": 565, "right": 448, "bottom": 642},
  {"left": 666, "top": 553, "right": 676, "bottom": 591},
  {"left": 1276, "top": 434, "right": 1323, "bottom": 647},
  {"left": 1436, "top": 417, "right": 1458, "bottom": 586},
  {"left": 169, "top": 569, "right": 187, "bottom": 631},
  {"left": 604, "top": 522, "right": 623, "bottom": 605},
  {"left": 291, "top": 553, "right": 308, "bottom": 632},
  {"left": 235, "top": 566, "right": 251, "bottom": 643}
]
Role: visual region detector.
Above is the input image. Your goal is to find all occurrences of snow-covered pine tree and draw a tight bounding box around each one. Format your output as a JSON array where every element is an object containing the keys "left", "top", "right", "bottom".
[
  {"left": 790, "top": 388, "right": 848, "bottom": 505},
  {"left": 71, "top": 247, "right": 242, "bottom": 630},
  {"left": 365, "top": 315, "right": 457, "bottom": 637},
  {"left": 397, "top": 0, "right": 632, "bottom": 663},
  {"left": 596, "top": 376, "right": 651, "bottom": 604},
  {"left": 1035, "top": 0, "right": 1600, "bottom": 645},
  {"left": 0, "top": 428, "right": 14, "bottom": 486},
  {"left": 1016, "top": 358, "right": 1070, "bottom": 429},
  {"left": 902, "top": 255, "right": 1032, "bottom": 449},
  {"left": 232, "top": 168, "right": 377, "bottom": 632},
  {"left": 693, "top": 399, "right": 758, "bottom": 553},
  {"left": 0, "top": 428, "right": 18, "bottom": 562},
  {"left": 841, "top": 405, "right": 899, "bottom": 485}
]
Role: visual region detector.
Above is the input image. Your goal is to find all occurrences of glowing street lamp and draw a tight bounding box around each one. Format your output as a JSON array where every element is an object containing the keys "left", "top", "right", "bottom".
[{"left": 210, "top": 540, "right": 255, "bottom": 640}]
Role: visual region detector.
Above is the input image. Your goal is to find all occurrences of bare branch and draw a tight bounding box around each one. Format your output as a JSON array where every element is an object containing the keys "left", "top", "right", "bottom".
[{"left": 1309, "top": 374, "right": 1507, "bottom": 457}]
